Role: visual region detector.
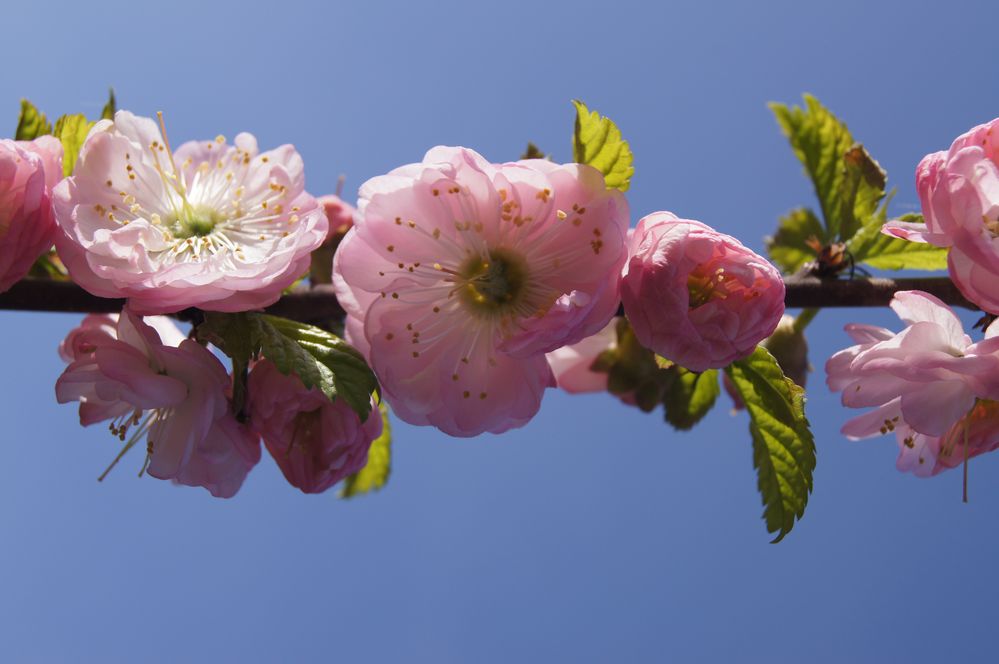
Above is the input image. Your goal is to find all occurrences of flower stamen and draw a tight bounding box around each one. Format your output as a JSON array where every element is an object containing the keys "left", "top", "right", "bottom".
[{"left": 98, "top": 409, "right": 163, "bottom": 482}]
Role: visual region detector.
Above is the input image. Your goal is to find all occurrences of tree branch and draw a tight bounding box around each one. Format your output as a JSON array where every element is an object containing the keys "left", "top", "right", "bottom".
[
  {"left": 781, "top": 275, "right": 976, "bottom": 309},
  {"left": 0, "top": 275, "right": 976, "bottom": 325},
  {"left": 0, "top": 279, "right": 345, "bottom": 324}
]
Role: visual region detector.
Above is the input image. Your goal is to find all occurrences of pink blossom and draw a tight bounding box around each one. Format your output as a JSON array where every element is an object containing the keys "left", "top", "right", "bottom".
[
  {"left": 882, "top": 117, "right": 999, "bottom": 313},
  {"left": 247, "top": 359, "right": 381, "bottom": 493},
  {"left": 826, "top": 290, "right": 999, "bottom": 445},
  {"left": 332, "top": 146, "right": 629, "bottom": 436},
  {"left": 174, "top": 414, "right": 261, "bottom": 498},
  {"left": 930, "top": 400, "right": 999, "bottom": 474},
  {"left": 0, "top": 136, "right": 63, "bottom": 292},
  {"left": 317, "top": 194, "right": 357, "bottom": 241},
  {"left": 58, "top": 313, "right": 118, "bottom": 363},
  {"left": 55, "top": 308, "right": 259, "bottom": 497},
  {"left": 546, "top": 318, "right": 618, "bottom": 394},
  {"left": 52, "top": 111, "right": 327, "bottom": 315},
  {"left": 886, "top": 399, "right": 999, "bottom": 477},
  {"left": 620, "top": 212, "right": 785, "bottom": 372},
  {"left": 830, "top": 395, "right": 999, "bottom": 478},
  {"left": 58, "top": 312, "right": 185, "bottom": 363}
]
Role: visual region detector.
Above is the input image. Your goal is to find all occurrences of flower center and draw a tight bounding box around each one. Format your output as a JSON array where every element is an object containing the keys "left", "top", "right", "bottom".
[
  {"left": 147, "top": 112, "right": 225, "bottom": 244},
  {"left": 984, "top": 215, "right": 999, "bottom": 238},
  {"left": 170, "top": 206, "right": 224, "bottom": 239},
  {"left": 457, "top": 248, "right": 529, "bottom": 316},
  {"left": 688, "top": 266, "right": 734, "bottom": 308}
]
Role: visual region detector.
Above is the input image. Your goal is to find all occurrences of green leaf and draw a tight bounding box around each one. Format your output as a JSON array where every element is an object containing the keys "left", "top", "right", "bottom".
[
  {"left": 101, "top": 88, "right": 116, "bottom": 120},
  {"left": 28, "top": 250, "right": 69, "bottom": 280},
  {"left": 598, "top": 318, "right": 665, "bottom": 411},
  {"left": 847, "top": 210, "right": 949, "bottom": 271},
  {"left": 257, "top": 315, "right": 377, "bottom": 421},
  {"left": 196, "top": 313, "right": 378, "bottom": 421},
  {"left": 572, "top": 99, "right": 634, "bottom": 192},
  {"left": 860, "top": 242, "right": 948, "bottom": 271},
  {"left": 340, "top": 402, "right": 392, "bottom": 498},
  {"left": 765, "top": 207, "right": 824, "bottom": 274},
  {"left": 196, "top": 312, "right": 258, "bottom": 418},
  {"left": 725, "top": 347, "right": 816, "bottom": 543},
  {"left": 770, "top": 95, "right": 856, "bottom": 240},
  {"left": 15, "top": 99, "right": 51, "bottom": 140},
  {"left": 53, "top": 114, "right": 93, "bottom": 177},
  {"left": 197, "top": 312, "right": 257, "bottom": 362},
  {"left": 842, "top": 143, "right": 887, "bottom": 237},
  {"left": 663, "top": 368, "right": 719, "bottom": 431}
]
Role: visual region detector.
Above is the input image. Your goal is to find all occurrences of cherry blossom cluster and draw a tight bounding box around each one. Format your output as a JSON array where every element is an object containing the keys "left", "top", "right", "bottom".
[
  {"left": 551, "top": 116, "right": 999, "bottom": 479},
  {"left": 332, "top": 147, "right": 784, "bottom": 436},
  {"left": 0, "top": 110, "right": 790, "bottom": 496},
  {"left": 830, "top": 117, "right": 999, "bottom": 477},
  {"left": 44, "top": 112, "right": 377, "bottom": 496},
  {"left": 826, "top": 291, "right": 999, "bottom": 476},
  {"left": 565, "top": 120, "right": 999, "bottom": 489},
  {"left": 11, "top": 103, "right": 999, "bottom": 500},
  {"left": 56, "top": 309, "right": 382, "bottom": 496}
]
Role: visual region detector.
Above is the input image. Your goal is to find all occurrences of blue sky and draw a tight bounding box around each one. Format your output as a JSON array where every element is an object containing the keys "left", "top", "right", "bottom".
[{"left": 2, "top": 1, "right": 998, "bottom": 661}]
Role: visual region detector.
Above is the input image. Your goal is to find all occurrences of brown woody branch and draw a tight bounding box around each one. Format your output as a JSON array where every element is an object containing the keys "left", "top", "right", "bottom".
[
  {"left": 0, "top": 279, "right": 345, "bottom": 324},
  {"left": 781, "top": 275, "right": 976, "bottom": 310},
  {"left": 0, "top": 275, "right": 976, "bottom": 325}
]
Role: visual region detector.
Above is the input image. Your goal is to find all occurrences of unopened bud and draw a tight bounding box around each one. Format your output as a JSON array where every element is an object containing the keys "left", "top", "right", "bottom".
[
  {"left": 318, "top": 194, "right": 358, "bottom": 244},
  {"left": 763, "top": 314, "right": 809, "bottom": 389},
  {"left": 311, "top": 194, "right": 359, "bottom": 285}
]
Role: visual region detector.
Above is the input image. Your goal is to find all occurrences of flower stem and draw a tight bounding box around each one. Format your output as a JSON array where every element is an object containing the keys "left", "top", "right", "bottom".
[{"left": 792, "top": 307, "right": 819, "bottom": 333}]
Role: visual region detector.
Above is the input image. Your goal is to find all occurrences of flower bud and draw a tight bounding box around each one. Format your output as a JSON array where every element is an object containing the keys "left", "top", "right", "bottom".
[
  {"left": 318, "top": 194, "right": 357, "bottom": 242},
  {"left": 248, "top": 360, "right": 381, "bottom": 493},
  {"left": 621, "top": 212, "right": 785, "bottom": 372}
]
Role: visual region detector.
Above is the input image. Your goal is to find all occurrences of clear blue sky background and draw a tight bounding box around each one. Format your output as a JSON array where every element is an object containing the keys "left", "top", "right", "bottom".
[{"left": 2, "top": 1, "right": 997, "bottom": 661}]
